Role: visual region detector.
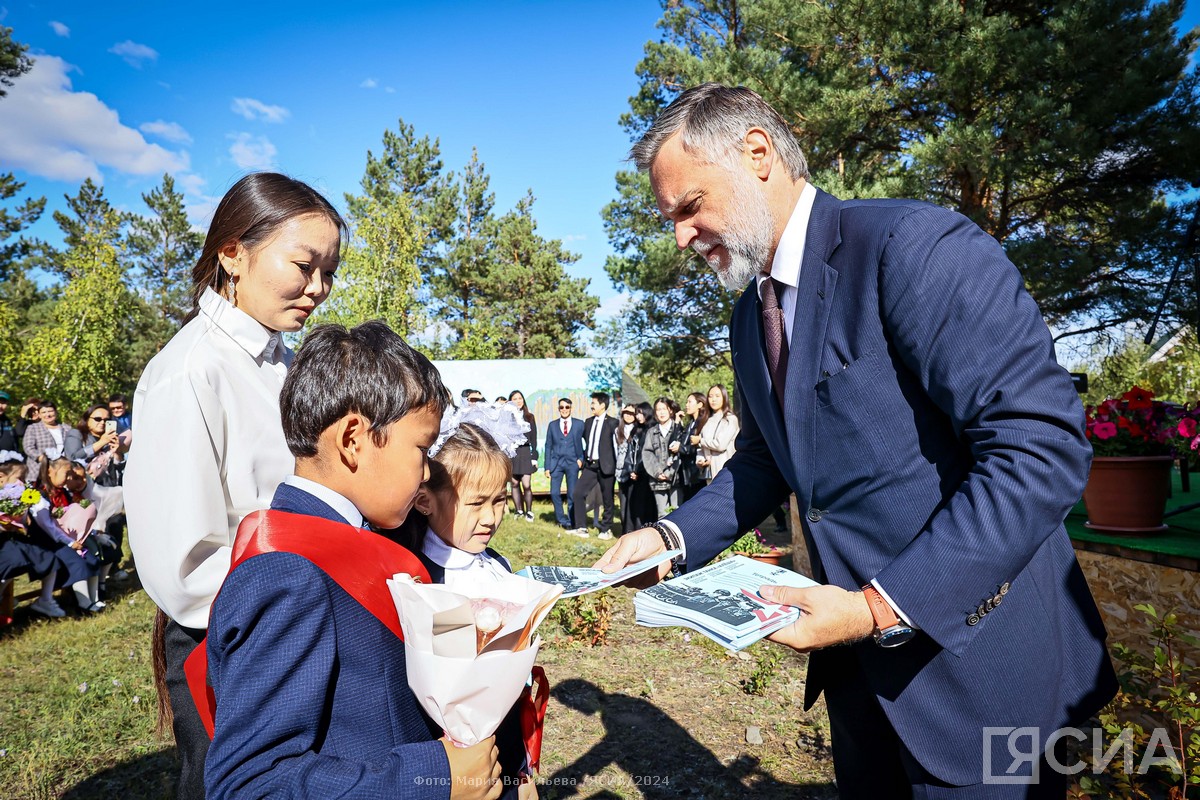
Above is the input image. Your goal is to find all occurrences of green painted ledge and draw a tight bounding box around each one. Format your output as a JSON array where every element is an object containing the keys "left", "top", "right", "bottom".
[{"left": 1067, "top": 469, "right": 1200, "bottom": 571}]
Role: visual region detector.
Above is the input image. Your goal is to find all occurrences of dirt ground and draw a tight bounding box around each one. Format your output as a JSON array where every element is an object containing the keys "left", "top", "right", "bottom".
[{"left": 531, "top": 523, "right": 839, "bottom": 800}]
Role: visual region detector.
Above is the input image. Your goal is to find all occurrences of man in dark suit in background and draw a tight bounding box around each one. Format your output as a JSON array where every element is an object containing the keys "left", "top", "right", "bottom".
[
  {"left": 544, "top": 397, "right": 585, "bottom": 528},
  {"left": 597, "top": 84, "right": 1115, "bottom": 796},
  {"left": 570, "top": 392, "right": 617, "bottom": 540}
]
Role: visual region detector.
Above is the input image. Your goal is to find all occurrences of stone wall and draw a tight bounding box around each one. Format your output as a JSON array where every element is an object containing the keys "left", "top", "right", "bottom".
[{"left": 1075, "top": 549, "right": 1200, "bottom": 667}]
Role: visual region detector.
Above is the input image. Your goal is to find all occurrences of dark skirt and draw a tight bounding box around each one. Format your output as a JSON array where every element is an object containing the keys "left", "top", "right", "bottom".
[
  {"left": 511, "top": 443, "right": 536, "bottom": 477},
  {"left": 27, "top": 520, "right": 98, "bottom": 587},
  {"left": 0, "top": 533, "right": 58, "bottom": 581}
]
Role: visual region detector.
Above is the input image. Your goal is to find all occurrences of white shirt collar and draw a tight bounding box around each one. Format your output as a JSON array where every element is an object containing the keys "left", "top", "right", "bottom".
[
  {"left": 422, "top": 527, "right": 492, "bottom": 570},
  {"left": 758, "top": 181, "right": 817, "bottom": 297},
  {"left": 198, "top": 287, "right": 288, "bottom": 364},
  {"left": 282, "top": 475, "right": 364, "bottom": 528}
]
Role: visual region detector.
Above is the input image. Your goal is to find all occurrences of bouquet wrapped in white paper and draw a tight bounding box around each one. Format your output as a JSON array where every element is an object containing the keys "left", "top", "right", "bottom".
[{"left": 387, "top": 570, "right": 561, "bottom": 747}]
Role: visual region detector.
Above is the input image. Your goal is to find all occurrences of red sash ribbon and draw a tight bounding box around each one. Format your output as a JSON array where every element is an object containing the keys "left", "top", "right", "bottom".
[{"left": 183, "top": 510, "right": 430, "bottom": 737}]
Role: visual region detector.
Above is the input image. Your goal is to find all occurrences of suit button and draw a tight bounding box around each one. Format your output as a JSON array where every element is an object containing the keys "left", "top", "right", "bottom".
[
  {"left": 999, "top": 582, "right": 1010, "bottom": 595},
  {"left": 967, "top": 613, "right": 980, "bottom": 626},
  {"left": 985, "top": 598, "right": 995, "bottom": 612},
  {"left": 993, "top": 594, "right": 1003, "bottom": 607},
  {"left": 807, "top": 508, "right": 823, "bottom": 523},
  {"left": 977, "top": 603, "right": 987, "bottom": 617}
]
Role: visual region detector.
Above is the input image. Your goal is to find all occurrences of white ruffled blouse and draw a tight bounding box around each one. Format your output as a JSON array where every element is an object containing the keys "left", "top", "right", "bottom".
[{"left": 421, "top": 529, "right": 512, "bottom": 592}]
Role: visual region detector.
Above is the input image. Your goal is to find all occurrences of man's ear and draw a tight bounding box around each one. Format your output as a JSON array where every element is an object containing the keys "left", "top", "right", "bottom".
[
  {"left": 333, "top": 412, "right": 370, "bottom": 470},
  {"left": 744, "top": 128, "right": 774, "bottom": 181}
]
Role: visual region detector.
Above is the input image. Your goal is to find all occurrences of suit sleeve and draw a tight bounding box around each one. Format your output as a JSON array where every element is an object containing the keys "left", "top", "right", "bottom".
[
  {"left": 205, "top": 554, "right": 450, "bottom": 799},
  {"left": 667, "top": 349, "right": 792, "bottom": 568},
  {"left": 871, "top": 207, "right": 1090, "bottom": 656}
]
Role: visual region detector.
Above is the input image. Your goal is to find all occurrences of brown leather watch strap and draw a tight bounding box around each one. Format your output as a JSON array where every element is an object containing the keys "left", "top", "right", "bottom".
[{"left": 862, "top": 584, "right": 901, "bottom": 631}]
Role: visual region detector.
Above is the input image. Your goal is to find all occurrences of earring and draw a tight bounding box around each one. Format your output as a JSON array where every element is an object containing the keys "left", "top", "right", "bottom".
[{"left": 228, "top": 276, "right": 236, "bottom": 306}]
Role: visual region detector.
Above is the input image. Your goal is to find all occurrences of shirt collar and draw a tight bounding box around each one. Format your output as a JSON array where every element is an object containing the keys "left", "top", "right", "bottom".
[
  {"left": 198, "top": 287, "right": 287, "bottom": 364},
  {"left": 422, "top": 527, "right": 490, "bottom": 570},
  {"left": 282, "top": 475, "right": 364, "bottom": 528},
  {"left": 758, "top": 181, "right": 817, "bottom": 298}
]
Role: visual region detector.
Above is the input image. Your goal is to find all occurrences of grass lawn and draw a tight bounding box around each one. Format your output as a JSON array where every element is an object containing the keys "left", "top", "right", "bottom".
[{"left": 0, "top": 503, "right": 837, "bottom": 799}]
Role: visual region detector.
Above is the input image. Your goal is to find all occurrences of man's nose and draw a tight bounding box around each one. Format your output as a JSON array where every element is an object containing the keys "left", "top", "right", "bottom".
[{"left": 674, "top": 222, "right": 696, "bottom": 251}]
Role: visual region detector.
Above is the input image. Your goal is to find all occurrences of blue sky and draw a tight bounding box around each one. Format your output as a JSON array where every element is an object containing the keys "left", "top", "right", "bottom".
[{"left": 1, "top": 0, "right": 1198, "bottom": 332}]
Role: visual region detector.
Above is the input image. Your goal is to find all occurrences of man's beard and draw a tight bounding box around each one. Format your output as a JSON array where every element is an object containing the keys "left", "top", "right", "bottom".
[{"left": 692, "top": 169, "right": 774, "bottom": 291}]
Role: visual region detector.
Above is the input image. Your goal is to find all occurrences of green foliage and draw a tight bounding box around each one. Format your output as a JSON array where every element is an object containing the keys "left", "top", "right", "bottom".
[
  {"left": 553, "top": 593, "right": 614, "bottom": 647},
  {"left": 1077, "top": 330, "right": 1200, "bottom": 408},
  {"left": 725, "top": 529, "right": 774, "bottom": 557},
  {"left": 350, "top": 120, "right": 599, "bottom": 357},
  {"left": 0, "top": 24, "right": 32, "bottom": 97},
  {"left": 125, "top": 173, "right": 203, "bottom": 333},
  {"left": 1080, "top": 603, "right": 1200, "bottom": 796},
  {"left": 0, "top": 173, "right": 45, "bottom": 282},
  {"left": 609, "top": 0, "right": 1200, "bottom": 376},
  {"left": 741, "top": 644, "right": 784, "bottom": 696},
  {"left": 313, "top": 192, "right": 425, "bottom": 336}
]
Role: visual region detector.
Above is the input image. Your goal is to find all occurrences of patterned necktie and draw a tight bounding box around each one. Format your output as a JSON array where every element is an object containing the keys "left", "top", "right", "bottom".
[
  {"left": 563, "top": 420, "right": 568, "bottom": 437},
  {"left": 761, "top": 277, "right": 789, "bottom": 408}
]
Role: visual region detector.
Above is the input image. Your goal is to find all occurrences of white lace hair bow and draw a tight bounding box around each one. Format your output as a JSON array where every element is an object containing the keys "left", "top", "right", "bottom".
[
  {"left": 0, "top": 450, "right": 22, "bottom": 464},
  {"left": 429, "top": 401, "right": 530, "bottom": 459}
]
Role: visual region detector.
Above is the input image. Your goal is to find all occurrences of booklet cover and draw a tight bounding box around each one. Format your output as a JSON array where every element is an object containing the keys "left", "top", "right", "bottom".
[
  {"left": 634, "top": 555, "right": 819, "bottom": 651},
  {"left": 517, "top": 549, "right": 682, "bottom": 598}
]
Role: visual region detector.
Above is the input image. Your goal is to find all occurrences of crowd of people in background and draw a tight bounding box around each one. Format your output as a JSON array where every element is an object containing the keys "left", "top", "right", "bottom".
[
  {"left": 0, "top": 391, "right": 132, "bottom": 618},
  {"left": 456, "top": 383, "right": 771, "bottom": 539}
]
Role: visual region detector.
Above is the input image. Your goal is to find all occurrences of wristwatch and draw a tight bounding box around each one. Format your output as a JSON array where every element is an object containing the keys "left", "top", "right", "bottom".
[{"left": 862, "top": 584, "right": 915, "bottom": 648}]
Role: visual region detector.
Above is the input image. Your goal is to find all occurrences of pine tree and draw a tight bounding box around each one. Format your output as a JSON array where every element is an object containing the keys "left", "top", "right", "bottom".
[
  {"left": 19, "top": 183, "right": 137, "bottom": 412},
  {"left": 608, "top": 0, "right": 1200, "bottom": 380},
  {"left": 126, "top": 174, "right": 204, "bottom": 331}
]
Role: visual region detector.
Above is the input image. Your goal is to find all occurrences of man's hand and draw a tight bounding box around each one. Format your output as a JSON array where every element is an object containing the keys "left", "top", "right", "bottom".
[
  {"left": 592, "top": 527, "right": 671, "bottom": 588},
  {"left": 443, "top": 735, "right": 502, "bottom": 800},
  {"left": 761, "top": 585, "right": 875, "bottom": 652},
  {"left": 544, "top": 469, "right": 551, "bottom": 479}
]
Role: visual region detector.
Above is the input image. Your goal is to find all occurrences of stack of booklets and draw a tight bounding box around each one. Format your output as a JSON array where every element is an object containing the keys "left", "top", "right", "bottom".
[
  {"left": 517, "top": 550, "right": 681, "bottom": 597},
  {"left": 634, "top": 556, "right": 819, "bottom": 651}
]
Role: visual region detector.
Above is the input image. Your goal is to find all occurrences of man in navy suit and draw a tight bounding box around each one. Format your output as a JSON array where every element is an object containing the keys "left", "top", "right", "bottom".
[
  {"left": 598, "top": 84, "right": 1116, "bottom": 796},
  {"left": 543, "top": 397, "right": 585, "bottom": 528},
  {"left": 571, "top": 392, "right": 619, "bottom": 539}
]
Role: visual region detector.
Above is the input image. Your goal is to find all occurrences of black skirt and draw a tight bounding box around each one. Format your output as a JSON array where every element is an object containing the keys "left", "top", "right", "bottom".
[{"left": 510, "top": 443, "right": 536, "bottom": 477}]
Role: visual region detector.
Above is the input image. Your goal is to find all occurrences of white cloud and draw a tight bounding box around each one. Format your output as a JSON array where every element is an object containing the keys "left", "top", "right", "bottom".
[
  {"left": 562, "top": 234, "right": 588, "bottom": 243},
  {"left": 175, "top": 172, "right": 220, "bottom": 229},
  {"left": 230, "top": 97, "right": 290, "bottom": 123},
  {"left": 360, "top": 78, "right": 378, "bottom": 89},
  {"left": 596, "top": 292, "right": 633, "bottom": 321},
  {"left": 109, "top": 40, "right": 158, "bottom": 68},
  {"left": 0, "top": 55, "right": 188, "bottom": 182},
  {"left": 49, "top": 21, "right": 70, "bottom": 37},
  {"left": 139, "top": 119, "right": 192, "bottom": 144},
  {"left": 384, "top": 86, "right": 396, "bottom": 94},
  {"left": 228, "top": 132, "right": 277, "bottom": 170}
]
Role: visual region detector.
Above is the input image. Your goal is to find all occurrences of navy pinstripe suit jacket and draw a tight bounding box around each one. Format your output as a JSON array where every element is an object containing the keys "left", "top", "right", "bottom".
[
  {"left": 666, "top": 189, "right": 1117, "bottom": 785},
  {"left": 204, "top": 483, "right": 449, "bottom": 799}
]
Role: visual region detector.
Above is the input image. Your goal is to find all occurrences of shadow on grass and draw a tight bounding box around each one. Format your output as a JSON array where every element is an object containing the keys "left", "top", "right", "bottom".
[
  {"left": 543, "top": 679, "right": 836, "bottom": 799},
  {"left": 60, "top": 746, "right": 177, "bottom": 800},
  {"left": 0, "top": 569, "right": 146, "bottom": 643}
]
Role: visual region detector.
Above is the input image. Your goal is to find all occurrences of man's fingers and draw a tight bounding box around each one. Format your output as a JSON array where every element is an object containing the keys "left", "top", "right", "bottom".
[{"left": 759, "top": 584, "right": 814, "bottom": 608}]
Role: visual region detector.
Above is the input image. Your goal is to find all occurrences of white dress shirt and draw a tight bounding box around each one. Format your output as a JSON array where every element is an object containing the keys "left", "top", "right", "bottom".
[
  {"left": 125, "top": 288, "right": 293, "bottom": 629},
  {"left": 282, "top": 474, "right": 364, "bottom": 528},
  {"left": 421, "top": 529, "right": 513, "bottom": 593}
]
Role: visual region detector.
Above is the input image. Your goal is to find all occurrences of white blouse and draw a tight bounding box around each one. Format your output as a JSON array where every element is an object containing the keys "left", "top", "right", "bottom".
[
  {"left": 421, "top": 529, "right": 513, "bottom": 593},
  {"left": 125, "top": 288, "right": 293, "bottom": 629}
]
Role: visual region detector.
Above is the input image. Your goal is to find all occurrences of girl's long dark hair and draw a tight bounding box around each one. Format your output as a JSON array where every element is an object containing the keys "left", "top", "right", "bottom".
[{"left": 508, "top": 390, "right": 536, "bottom": 428}]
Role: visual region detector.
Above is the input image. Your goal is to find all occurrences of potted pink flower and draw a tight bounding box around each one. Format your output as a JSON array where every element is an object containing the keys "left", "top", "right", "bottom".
[{"left": 1083, "top": 386, "right": 1198, "bottom": 533}]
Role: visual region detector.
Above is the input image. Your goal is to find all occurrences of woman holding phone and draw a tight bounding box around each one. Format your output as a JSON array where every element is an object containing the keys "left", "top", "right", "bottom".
[{"left": 125, "top": 173, "right": 344, "bottom": 800}]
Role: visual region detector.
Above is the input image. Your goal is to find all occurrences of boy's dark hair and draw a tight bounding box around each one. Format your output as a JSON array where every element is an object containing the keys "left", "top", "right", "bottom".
[
  {"left": 108, "top": 393, "right": 128, "bottom": 404},
  {"left": 590, "top": 391, "right": 610, "bottom": 410},
  {"left": 281, "top": 321, "right": 449, "bottom": 458}
]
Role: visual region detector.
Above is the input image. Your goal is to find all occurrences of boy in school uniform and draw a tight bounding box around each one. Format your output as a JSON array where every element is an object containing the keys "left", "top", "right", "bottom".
[{"left": 197, "top": 321, "right": 503, "bottom": 800}]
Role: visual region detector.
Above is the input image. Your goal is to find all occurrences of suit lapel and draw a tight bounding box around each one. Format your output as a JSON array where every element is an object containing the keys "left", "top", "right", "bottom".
[
  {"left": 784, "top": 189, "right": 842, "bottom": 504},
  {"left": 732, "top": 291, "right": 797, "bottom": 489}
]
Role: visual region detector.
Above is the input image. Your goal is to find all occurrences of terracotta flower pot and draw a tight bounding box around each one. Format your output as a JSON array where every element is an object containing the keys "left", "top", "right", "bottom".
[
  {"left": 735, "top": 551, "right": 784, "bottom": 566},
  {"left": 1082, "top": 456, "right": 1174, "bottom": 534}
]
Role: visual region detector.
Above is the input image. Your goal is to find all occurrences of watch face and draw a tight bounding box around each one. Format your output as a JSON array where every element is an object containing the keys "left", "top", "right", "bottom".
[{"left": 877, "top": 626, "right": 916, "bottom": 648}]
